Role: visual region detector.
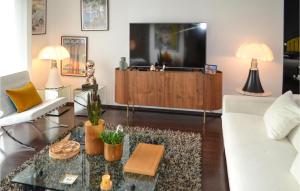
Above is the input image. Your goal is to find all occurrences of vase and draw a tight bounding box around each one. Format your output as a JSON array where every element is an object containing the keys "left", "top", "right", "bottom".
[
  {"left": 104, "top": 143, "right": 123, "bottom": 161},
  {"left": 85, "top": 119, "right": 105, "bottom": 155},
  {"left": 119, "top": 57, "right": 128, "bottom": 71}
]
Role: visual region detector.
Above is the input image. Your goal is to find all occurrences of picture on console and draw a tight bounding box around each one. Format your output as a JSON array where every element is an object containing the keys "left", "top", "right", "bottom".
[{"left": 130, "top": 23, "right": 206, "bottom": 69}]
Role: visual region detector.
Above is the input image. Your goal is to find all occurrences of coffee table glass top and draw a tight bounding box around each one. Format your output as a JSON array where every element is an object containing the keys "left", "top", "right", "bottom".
[{"left": 11, "top": 127, "right": 165, "bottom": 191}]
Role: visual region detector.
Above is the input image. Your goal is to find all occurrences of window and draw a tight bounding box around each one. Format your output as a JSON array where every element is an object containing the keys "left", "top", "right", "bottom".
[{"left": 0, "top": 0, "right": 28, "bottom": 77}]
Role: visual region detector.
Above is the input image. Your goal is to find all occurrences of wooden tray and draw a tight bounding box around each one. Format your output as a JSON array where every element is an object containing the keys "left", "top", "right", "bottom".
[
  {"left": 49, "top": 134, "right": 80, "bottom": 160},
  {"left": 124, "top": 143, "right": 164, "bottom": 176}
]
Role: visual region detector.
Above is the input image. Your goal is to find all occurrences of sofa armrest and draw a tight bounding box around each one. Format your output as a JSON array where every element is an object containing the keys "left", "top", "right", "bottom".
[{"left": 223, "top": 95, "right": 276, "bottom": 116}]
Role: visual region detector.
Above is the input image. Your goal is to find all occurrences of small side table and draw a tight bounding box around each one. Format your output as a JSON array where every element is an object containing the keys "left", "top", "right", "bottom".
[
  {"left": 45, "top": 86, "right": 72, "bottom": 101},
  {"left": 236, "top": 88, "right": 272, "bottom": 97},
  {"left": 74, "top": 86, "right": 105, "bottom": 116},
  {"left": 38, "top": 86, "right": 71, "bottom": 116}
]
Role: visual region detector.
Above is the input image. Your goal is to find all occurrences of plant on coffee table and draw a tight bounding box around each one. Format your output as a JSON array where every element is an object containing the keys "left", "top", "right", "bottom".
[
  {"left": 84, "top": 90, "right": 105, "bottom": 155},
  {"left": 100, "top": 126, "right": 124, "bottom": 161}
]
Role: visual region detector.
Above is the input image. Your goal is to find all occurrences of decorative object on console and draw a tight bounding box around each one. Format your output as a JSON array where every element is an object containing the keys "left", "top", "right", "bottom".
[
  {"left": 82, "top": 60, "right": 98, "bottom": 91},
  {"left": 119, "top": 57, "right": 128, "bottom": 71},
  {"left": 49, "top": 134, "right": 80, "bottom": 160},
  {"left": 85, "top": 89, "right": 105, "bottom": 155},
  {"left": 160, "top": 64, "right": 166, "bottom": 72},
  {"left": 39, "top": 45, "right": 70, "bottom": 89},
  {"left": 61, "top": 36, "right": 88, "bottom": 77},
  {"left": 236, "top": 42, "right": 274, "bottom": 94},
  {"left": 32, "top": 0, "right": 47, "bottom": 35},
  {"left": 205, "top": 64, "right": 217, "bottom": 74},
  {"left": 150, "top": 64, "right": 156, "bottom": 71},
  {"left": 81, "top": 0, "right": 109, "bottom": 31},
  {"left": 100, "top": 125, "right": 124, "bottom": 161}
]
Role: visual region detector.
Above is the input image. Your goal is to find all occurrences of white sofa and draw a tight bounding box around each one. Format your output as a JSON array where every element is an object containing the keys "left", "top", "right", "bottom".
[{"left": 222, "top": 95, "right": 300, "bottom": 191}]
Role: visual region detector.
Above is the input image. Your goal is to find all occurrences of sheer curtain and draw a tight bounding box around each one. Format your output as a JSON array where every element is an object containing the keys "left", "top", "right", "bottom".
[{"left": 0, "top": 0, "right": 29, "bottom": 77}]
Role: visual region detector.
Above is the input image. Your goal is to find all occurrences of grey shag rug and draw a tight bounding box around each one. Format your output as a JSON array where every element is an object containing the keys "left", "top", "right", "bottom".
[{"left": 0, "top": 125, "right": 202, "bottom": 191}]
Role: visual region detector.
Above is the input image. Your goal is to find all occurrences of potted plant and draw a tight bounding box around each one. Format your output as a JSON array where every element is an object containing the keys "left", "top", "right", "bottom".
[
  {"left": 85, "top": 90, "right": 105, "bottom": 155},
  {"left": 100, "top": 126, "right": 124, "bottom": 161}
]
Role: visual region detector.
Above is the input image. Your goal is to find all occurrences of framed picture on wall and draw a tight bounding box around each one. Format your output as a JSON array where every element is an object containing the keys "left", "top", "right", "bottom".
[
  {"left": 61, "top": 36, "right": 88, "bottom": 77},
  {"left": 32, "top": 0, "right": 47, "bottom": 35},
  {"left": 81, "top": 0, "right": 109, "bottom": 31}
]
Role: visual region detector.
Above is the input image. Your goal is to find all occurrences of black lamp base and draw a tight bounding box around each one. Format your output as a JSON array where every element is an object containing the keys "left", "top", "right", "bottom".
[{"left": 242, "top": 69, "right": 264, "bottom": 93}]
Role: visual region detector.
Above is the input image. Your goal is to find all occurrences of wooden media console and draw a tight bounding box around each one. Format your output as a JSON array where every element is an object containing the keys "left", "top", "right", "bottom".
[{"left": 115, "top": 68, "right": 222, "bottom": 116}]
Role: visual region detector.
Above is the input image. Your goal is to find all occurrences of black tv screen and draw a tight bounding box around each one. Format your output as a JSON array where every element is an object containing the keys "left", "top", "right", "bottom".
[{"left": 130, "top": 23, "right": 207, "bottom": 69}]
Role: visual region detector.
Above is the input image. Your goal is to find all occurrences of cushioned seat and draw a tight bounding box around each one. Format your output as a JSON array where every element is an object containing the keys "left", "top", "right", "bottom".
[
  {"left": 222, "top": 113, "right": 299, "bottom": 191},
  {"left": 0, "top": 97, "right": 67, "bottom": 126}
]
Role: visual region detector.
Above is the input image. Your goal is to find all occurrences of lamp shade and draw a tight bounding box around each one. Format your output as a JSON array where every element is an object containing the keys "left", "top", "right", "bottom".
[
  {"left": 38, "top": 46, "right": 70, "bottom": 89},
  {"left": 38, "top": 46, "right": 70, "bottom": 61},
  {"left": 236, "top": 43, "right": 274, "bottom": 62}
]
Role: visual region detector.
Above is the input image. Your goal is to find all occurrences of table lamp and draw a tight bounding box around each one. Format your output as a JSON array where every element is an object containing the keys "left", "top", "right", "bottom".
[
  {"left": 38, "top": 46, "right": 70, "bottom": 89},
  {"left": 236, "top": 42, "right": 274, "bottom": 94}
]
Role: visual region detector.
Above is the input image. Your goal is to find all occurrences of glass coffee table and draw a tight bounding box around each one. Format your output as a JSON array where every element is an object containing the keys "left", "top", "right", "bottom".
[{"left": 11, "top": 127, "right": 165, "bottom": 191}]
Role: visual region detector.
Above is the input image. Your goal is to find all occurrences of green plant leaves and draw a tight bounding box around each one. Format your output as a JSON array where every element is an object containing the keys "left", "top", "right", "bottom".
[
  {"left": 87, "top": 90, "right": 102, "bottom": 126},
  {"left": 99, "top": 131, "right": 124, "bottom": 145}
]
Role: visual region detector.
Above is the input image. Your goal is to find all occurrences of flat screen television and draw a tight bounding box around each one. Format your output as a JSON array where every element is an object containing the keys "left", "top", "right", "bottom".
[{"left": 130, "top": 23, "right": 207, "bottom": 69}]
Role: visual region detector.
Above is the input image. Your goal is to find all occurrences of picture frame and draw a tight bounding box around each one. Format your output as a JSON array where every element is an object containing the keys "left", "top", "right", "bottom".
[
  {"left": 32, "top": 0, "right": 47, "bottom": 35},
  {"left": 205, "top": 64, "right": 217, "bottom": 74},
  {"left": 81, "top": 0, "right": 109, "bottom": 31},
  {"left": 61, "top": 36, "right": 88, "bottom": 77}
]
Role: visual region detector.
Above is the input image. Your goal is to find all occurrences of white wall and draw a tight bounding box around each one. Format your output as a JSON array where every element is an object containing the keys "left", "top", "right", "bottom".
[{"left": 31, "top": 0, "right": 284, "bottom": 105}]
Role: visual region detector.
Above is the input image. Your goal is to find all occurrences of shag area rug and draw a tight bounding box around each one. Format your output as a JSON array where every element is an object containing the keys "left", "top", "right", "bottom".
[{"left": 0, "top": 125, "right": 202, "bottom": 191}]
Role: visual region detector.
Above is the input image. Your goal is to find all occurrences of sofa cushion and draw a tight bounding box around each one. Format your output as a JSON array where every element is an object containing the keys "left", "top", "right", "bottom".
[
  {"left": 0, "top": 71, "right": 30, "bottom": 117},
  {"left": 6, "top": 82, "right": 42, "bottom": 112},
  {"left": 290, "top": 154, "right": 300, "bottom": 186},
  {"left": 222, "top": 113, "right": 298, "bottom": 191},
  {"left": 263, "top": 91, "right": 300, "bottom": 140}
]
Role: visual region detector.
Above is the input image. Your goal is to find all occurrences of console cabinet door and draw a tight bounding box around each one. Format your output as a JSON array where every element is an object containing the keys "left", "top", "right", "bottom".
[
  {"left": 129, "top": 71, "right": 164, "bottom": 106},
  {"left": 115, "top": 69, "right": 127, "bottom": 104},
  {"left": 164, "top": 72, "right": 204, "bottom": 109}
]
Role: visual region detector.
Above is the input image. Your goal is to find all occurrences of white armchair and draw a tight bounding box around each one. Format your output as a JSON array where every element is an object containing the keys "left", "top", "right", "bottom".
[{"left": 0, "top": 71, "right": 68, "bottom": 150}]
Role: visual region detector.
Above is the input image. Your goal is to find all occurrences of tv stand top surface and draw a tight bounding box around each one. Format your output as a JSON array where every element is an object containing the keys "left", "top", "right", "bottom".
[{"left": 119, "top": 67, "right": 207, "bottom": 73}]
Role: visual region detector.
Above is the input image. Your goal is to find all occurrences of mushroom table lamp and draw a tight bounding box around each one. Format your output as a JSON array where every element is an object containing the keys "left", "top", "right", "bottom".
[
  {"left": 236, "top": 42, "right": 274, "bottom": 94},
  {"left": 38, "top": 46, "right": 70, "bottom": 89}
]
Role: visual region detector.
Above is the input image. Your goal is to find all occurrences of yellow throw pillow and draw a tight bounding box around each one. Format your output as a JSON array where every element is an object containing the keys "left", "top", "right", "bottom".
[{"left": 6, "top": 82, "right": 43, "bottom": 112}]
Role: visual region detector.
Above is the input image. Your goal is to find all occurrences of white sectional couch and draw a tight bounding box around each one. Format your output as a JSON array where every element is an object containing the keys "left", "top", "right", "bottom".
[{"left": 222, "top": 95, "right": 300, "bottom": 191}]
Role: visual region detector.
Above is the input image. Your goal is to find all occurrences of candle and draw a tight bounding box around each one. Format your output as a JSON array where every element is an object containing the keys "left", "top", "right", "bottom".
[{"left": 100, "top": 174, "right": 112, "bottom": 191}]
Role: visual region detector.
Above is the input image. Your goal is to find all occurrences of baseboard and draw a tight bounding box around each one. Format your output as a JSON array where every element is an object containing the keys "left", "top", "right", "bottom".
[{"left": 102, "top": 104, "right": 221, "bottom": 117}]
